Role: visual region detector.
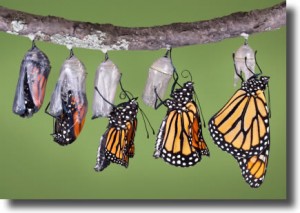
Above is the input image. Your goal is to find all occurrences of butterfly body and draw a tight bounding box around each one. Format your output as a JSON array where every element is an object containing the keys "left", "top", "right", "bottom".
[
  {"left": 209, "top": 75, "right": 270, "bottom": 187},
  {"left": 95, "top": 99, "right": 138, "bottom": 172},
  {"left": 154, "top": 81, "right": 209, "bottom": 167}
]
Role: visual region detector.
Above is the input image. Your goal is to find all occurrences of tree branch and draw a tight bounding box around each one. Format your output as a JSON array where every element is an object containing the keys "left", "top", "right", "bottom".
[{"left": 0, "top": 2, "right": 286, "bottom": 51}]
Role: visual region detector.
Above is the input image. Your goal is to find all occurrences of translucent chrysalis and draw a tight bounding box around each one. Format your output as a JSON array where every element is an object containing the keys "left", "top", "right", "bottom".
[
  {"left": 142, "top": 49, "right": 174, "bottom": 108},
  {"left": 92, "top": 53, "right": 121, "bottom": 118},
  {"left": 46, "top": 50, "right": 88, "bottom": 146},
  {"left": 233, "top": 40, "right": 255, "bottom": 87}
]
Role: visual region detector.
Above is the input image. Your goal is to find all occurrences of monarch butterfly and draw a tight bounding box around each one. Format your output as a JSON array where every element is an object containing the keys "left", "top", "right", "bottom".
[
  {"left": 94, "top": 95, "right": 138, "bottom": 171},
  {"left": 94, "top": 78, "right": 153, "bottom": 172},
  {"left": 46, "top": 50, "right": 87, "bottom": 145},
  {"left": 154, "top": 72, "right": 209, "bottom": 167},
  {"left": 13, "top": 41, "right": 51, "bottom": 117},
  {"left": 208, "top": 52, "right": 270, "bottom": 188}
]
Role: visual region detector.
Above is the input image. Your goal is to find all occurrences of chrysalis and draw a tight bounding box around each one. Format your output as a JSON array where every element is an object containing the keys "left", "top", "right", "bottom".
[
  {"left": 92, "top": 53, "right": 121, "bottom": 118},
  {"left": 13, "top": 41, "right": 51, "bottom": 117},
  {"left": 233, "top": 38, "right": 255, "bottom": 87},
  {"left": 142, "top": 49, "right": 174, "bottom": 108},
  {"left": 46, "top": 50, "right": 88, "bottom": 146}
]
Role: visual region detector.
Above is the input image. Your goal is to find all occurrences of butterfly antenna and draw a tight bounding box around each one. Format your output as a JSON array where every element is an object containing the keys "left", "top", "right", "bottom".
[
  {"left": 94, "top": 87, "right": 116, "bottom": 108},
  {"left": 44, "top": 102, "right": 55, "bottom": 118},
  {"left": 170, "top": 69, "right": 180, "bottom": 93},
  {"left": 119, "top": 74, "right": 132, "bottom": 101},
  {"left": 181, "top": 69, "right": 193, "bottom": 82},
  {"left": 44, "top": 102, "right": 56, "bottom": 136},
  {"left": 232, "top": 53, "right": 244, "bottom": 82},
  {"left": 194, "top": 91, "right": 206, "bottom": 128},
  {"left": 254, "top": 51, "right": 263, "bottom": 74},
  {"left": 139, "top": 107, "right": 155, "bottom": 138},
  {"left": 154, "top": 87, "right": 166, "bottom": 109}
]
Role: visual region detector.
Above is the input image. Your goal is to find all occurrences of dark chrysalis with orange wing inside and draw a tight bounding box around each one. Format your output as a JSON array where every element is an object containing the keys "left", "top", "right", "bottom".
[
  {"left": 46, "top": 54, "right": 87, "bottom": 146},
  {"left": 154, "top": 81, "right": 209, "bottom": 167},
  {"left": 208, "top": 75, "right": 270, "bottom": 188},
  {"left": 94, "top": 99, "right": 138, "bottom": 172},
  {"left": 13, "top": 43, "right": 51, "bottom": 117}
]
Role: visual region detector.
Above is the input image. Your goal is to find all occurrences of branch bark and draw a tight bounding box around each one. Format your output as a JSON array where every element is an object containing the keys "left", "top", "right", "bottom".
[{"left": 0, "top": 2, "right": 286, "bottom": 51}]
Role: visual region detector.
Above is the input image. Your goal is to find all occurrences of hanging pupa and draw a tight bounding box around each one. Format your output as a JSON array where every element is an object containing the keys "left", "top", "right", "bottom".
[
  {"left": 46, "top": 49, "right": 88, "bottom": 146},
  {"left": 13, "top": 40, "right": 51, "bottom": 117},
  {"left": 142, "top": 48, "right": 174, "bottom": 108},
  {"left": 92, "top": 52, "right": 121, "bottom": 118},
  {"left": 233, "top": 33, "right": 256, "bottom": 87}
]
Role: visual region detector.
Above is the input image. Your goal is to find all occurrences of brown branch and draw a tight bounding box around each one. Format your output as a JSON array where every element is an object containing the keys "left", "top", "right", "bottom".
[{"left": 0, "top": 2, "right": 286, "bottom": 51}]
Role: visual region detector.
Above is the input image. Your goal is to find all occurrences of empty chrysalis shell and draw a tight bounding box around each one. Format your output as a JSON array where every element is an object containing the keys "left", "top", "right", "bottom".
[
  {"left": 142, "top": 50, "right": 174, "bottom": 108},
  {"left": 234, "top": 43, "right": 255, "bottom": 86},
  {"left": 13, "top": 43, "right": 51, "bottom": 117},
  {"left": 47, "top": 53, "right": 88, "bottom": 145},
  {"left": 92, "top": 54, "right": 121, "bottom": 118}
]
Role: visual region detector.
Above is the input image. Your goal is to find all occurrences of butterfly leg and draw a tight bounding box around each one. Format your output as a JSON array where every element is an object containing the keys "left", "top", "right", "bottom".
[{"left": 154, "top": 87, "right": 166, "bottom": 109}]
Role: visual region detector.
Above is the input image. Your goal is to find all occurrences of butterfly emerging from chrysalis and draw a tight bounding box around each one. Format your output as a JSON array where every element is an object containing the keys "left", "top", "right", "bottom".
[
  {"left": 45, "top": 49, "right": 88, "bottom": 146},
  {"left": 94, "top": 75, "right": 154, "bottom": 172},
  {"left": 13, "top": 40, "right": 51, "bottom": 117},
  {"left": 153, "top": 68, "right": 209, "bottom": 168},
  {"left": 208, "top": 51, "right": 271, "bottom": 188}
]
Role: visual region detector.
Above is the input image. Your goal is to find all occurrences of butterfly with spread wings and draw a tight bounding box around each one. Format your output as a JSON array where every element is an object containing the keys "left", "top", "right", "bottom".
[
  {"left": 154, "top": 72, "right": 209, "bottom": 168},
  {"left": 209, "top": 52, "right": 270, "bottom": 188}
]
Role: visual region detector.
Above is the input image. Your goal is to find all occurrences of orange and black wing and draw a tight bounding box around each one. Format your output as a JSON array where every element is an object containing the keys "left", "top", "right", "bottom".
[
  {"left": 104, "top": 127, "right": 128, "bottom": 167},
  {"left": 209, "top": 89, "right": 270, "bottom": 159},
  {"left": 154, "top": 101, "right": 208, "bottom": 167},
  {"left": 126, "top": 118, "right": 137, "bottom": 158},
  {"left": 236, "top": 143, "right": 270, "bottom": 188},
  {"left": 95, "top": 118, "right": 137, "bottom": 172},
  {"left": 187, "top": 101, "right": 210, "bottom": 157}
]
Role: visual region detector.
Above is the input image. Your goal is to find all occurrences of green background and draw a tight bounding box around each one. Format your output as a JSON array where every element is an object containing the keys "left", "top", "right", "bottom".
[{"left": 0, "top": 0, "right": 286, "bottom": 199}]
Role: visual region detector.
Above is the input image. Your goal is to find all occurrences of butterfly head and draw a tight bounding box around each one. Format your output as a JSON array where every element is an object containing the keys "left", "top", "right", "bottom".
[
  {"left": 260, "top": 76, "right": 270, "bottom": 86},
  {"left": 242, "top": 75, "right": 269, "bottom": 94},
  {"left": 128, "top": 98, "right": 139, "bottom": 112},
  {"left": 109, "top": 98, "right": 138, "bottom": 127},
  {"left": 171, "top": 81, "right": 194, "bottom": 102}
]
